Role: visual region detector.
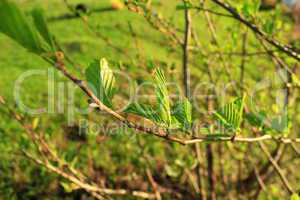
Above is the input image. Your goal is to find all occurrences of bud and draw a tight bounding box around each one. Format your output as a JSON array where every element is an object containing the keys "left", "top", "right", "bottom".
[{"left": 0, "top": 96, "right": 5, "bottom": 104}]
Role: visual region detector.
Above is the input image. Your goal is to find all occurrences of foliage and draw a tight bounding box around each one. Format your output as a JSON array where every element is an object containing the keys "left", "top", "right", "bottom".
[
  {"left": 0, "top": 0, "right": 299, "bottom": 199},
  {"left": 86, "top": 58, "right": 116, "bottom": 108},
  {"left": 0, "top": 0, "right": 54, "bottom": 54},
  {"left": 213, "top": 95, "right": 245, "bottom": 133}
]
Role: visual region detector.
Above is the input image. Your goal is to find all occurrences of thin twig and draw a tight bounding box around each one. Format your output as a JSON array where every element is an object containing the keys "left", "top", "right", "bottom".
[
  {"left": 210, "top": 0, "right": 300, "bottom": 61},
  {"left": 206, "top": 96, "right": 216, "bottom": 200},
  {"left": 240, "top": 30, "right": 248, "bottom": 93},
  {"left": 182, "top": 0, "right": 192, "bottom": 98},
  {"left": 18, "top": 54, "right": 299, "bottom": 146},
  {"left": 146, "top": 168, "right": 162, "bottom": 200},
  {"left": 258, "top": 141, "right": 294, "bottom": 194}
]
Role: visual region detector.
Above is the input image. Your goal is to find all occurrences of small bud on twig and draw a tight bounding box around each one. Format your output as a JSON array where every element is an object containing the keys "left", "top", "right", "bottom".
[
  {"left": 89, "top": 102, "right": 99, "bottom": 108},
  {"left": 0, "top": 96, "right": 5, "bottom": 104}
]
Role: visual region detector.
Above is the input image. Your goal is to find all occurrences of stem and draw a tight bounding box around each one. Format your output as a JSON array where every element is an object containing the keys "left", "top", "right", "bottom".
[
  {"left": 258, "top": 142, "right": 294, "bottom": 194},
  {"left": 206, "top": 97, "right": 216, "bottom": 200},
  {"left": 182, "top": 2, "right": 204, "bottom": 199},
  {"left": 210, "top": 0, "right": 300, "bottom": 61},
  {"left": 183, "top": 0, "right": 192, "bottom": 98},
  {"left": 240, "top": 30, "right": 247, "bottom": 93}
]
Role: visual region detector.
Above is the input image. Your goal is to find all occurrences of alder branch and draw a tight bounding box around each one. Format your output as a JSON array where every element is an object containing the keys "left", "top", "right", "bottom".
[
  {"left": 210, "top": 0, "right": 300, "bottom": 61},
  {"left": 21, "top": 51, "right": 300, "bottom": 146},
  {"left": 125, "top": 0, "right": 182, "bottom": 45},
  {"left": 23, "top": 151, "right": 156, "bottom": 199},
  {"left": 200, "top": 0, "right": 233, "bottom": 84},
  {"left": 0, "top": 97, "right": 159, "bottom": 200},
  {"left": 258, "top": 141, "right": 295, "bottom": 194}
]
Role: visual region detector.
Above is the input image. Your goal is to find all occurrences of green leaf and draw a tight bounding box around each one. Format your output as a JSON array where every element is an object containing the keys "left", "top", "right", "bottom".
[
  {"left": 263, "top": 19, "right": 275, "bottom": 35},
  {"left": 173, "top": 98, "right": 192, "bottom": 130},
  {"left": 245, "top": 111, "right": 267, "bottom": 128},
  {"left": 271, "top": 113, "right": 290, "bottom": 134},
  {"left": 241, "top": 1, "right": 260, "bottom": 18},
  {"left": 31, "top": 8, "right": 55, "bottom": 51},
  {"left": 125, "top": 68, "right": 175, "bottom": 128},
  {"left": 154, "top": 68, "right": 172, "bottom": 126},
  {"left": 124, "top": 103, "right": 162, "bottom": 123},
  {"left": 291, "top": 194, "right": 300, "bottom": 200},
  {"left": 0, "top": 0, "right": 49, "bottom": 53},
  {"left": 176, "top": 2, "right": 194, "bottom": 10},
  {"left": 213, "top": 95, "right": 245, "bottom": 132},
  {"left": 85, "top": 58, "right": 115, "bottom": 108},
  {"left": 60, "top": 181, "right": 80, "bottom": 193},
  {"left": 165, "top": 165, "right": 181, "bottom": 178}
]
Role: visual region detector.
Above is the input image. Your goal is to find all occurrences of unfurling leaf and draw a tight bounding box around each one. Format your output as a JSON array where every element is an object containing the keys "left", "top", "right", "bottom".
[
  {"left": 125, "top": 68, "right": 193, "bottom": 130},
  {"left": 32, "top": 118, "right": 39, "bottom": 130},
  {"left": 85, "top": 58, "right": 116, "bottom": 108},
  {"left": 213, "top": 95, "right": 245, "bottom": 132},
  {"left": 124, "top": 103, "right": 162, "bottom": 123},
  {"left": 154, "top": 68, "right": 172, "bottom": 126},
  {"left": 291, "top": 194, "right": 300, "bottom": 200},
  {"left": 60, "top": 181, "right": 80, "bottom": 193},
  {"left": 173, "top": 98, "right": 192, "bottom": 130}
]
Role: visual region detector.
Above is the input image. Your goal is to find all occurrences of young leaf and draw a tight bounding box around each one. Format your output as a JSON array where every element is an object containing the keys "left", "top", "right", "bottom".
[
  {"left": 85, "top": 58, "right": 115, "bottom": 108},
  {"left": 291, "top": 194, "right": 300, "bottom": 200},
  {"left": 213, "top": 95, "right": 245, "bottom": 132},
  {"left": 31, "top": 8, "right": 55, "bottom": 51},
  {"left": 245, "top": 111, "right": 267, "bottom": 128},
  {"left": 124, "top": 103, "right": 162, "bottom": 123},
  {"left": 0, "top": 0, "right": 48, "bottom": 53},
  {"left": 154, "top": 68, "right": 172, "bottom": 126},
  {"left": 176, "top": 2, "right": 193, "bottom": 10},
  {"left": 173, "top": 98, "right": 192, "bottom": 130}
]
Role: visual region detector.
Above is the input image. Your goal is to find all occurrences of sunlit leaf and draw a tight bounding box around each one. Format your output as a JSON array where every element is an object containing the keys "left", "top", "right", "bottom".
[
  {"left": 213, "top": 95, "right": 245, "bottom": 132},
  {"left": 31, "top": 8, "right": 55, "bottom": 51},
  {"left": 124, "top": 103, "right": 162, "bottom": 123},
  {"left": 291, "top": 194, "right": 300, "bottom": 200},
  {"left": 85, "top": 58, "right": 115, "bottom": 108},
  {"left": 173, "top": 98, "right": 192, "bottom": 130},
  {"left": 154, "top": 68, "right": 172, "bottom": 126},
  {"left": 0, "top": 0, "right": 50, "bottom": 53}
]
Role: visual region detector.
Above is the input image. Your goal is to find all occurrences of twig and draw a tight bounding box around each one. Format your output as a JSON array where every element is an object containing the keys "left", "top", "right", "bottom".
[
  {"left": 146, "top": 168, "right": 162, "bottom": 200},
  {"left": 182, "top": 0, "right": 192, "bottom": 98},
  {"left": 240, "top": 30, "right": 248, "bottom": 93},
  {"left": 291, "top": 143, "right": 300, "bottom": 155},
  {"left": 23, "top": 151, "right": 106, "bottom": 200},
  {"left": 210, "top": 0, "right": 300, "bottom": 61},
  {"left": 206, "top": 96, "right": 216, "bottom": 200},
  {"left": 125, "top": 0, "right": 182, "bottom": 45},
  {"left": 200, "top": 0, "right": 232, "bottom": 83},
  {"left": 182, "top": 4, "right": 205, "bottom": 198},
  {"left": 258, "top": 141, "right": 294, "bottom": 194},
  {"left": 23, "top": 150, "right": 157, "bottom": 199},
  {"left": 17, "top": 53, "right": 298, "bottom": 146},
  {"left": 252, "top": 161, "right": 267, "bottom": 199},
  {"left": 192, "top": 6, "right": 234, "bottom": 18}
]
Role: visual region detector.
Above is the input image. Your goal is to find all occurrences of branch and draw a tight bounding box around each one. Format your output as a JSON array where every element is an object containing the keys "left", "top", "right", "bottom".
[
  {"left": 183, "top": 135, "right": 300, "bottom": 145},
  {"left": 23, "top": 151, "right": 156, "bottom": 199},
  {"left": 210, "top": 0, "right": 300, "bottom": 61},
  {"left": 182, "top": 0, "right": 192, "bottom": 98},
  {"left": 125, "top": 0, "right": 182, "bottom": 45},
  {"left": 258, "top": 141, "right": 295, "bottom": 194},
  {"left": 1, "top": 97, "right": 159, "bottom": 199}
]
